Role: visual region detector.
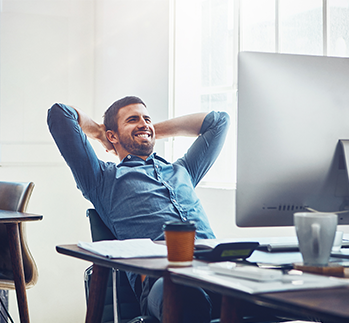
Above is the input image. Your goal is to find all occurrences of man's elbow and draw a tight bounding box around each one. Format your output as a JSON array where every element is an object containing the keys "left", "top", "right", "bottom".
[
  {"left": 48, "top": 103, "right": 77, "bottom": 123},
  {"left": 219, "top": 111, "right": 230, "bottom": 122}
]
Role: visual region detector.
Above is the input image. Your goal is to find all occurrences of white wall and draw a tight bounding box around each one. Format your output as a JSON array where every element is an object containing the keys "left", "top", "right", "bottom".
[
  {"left": 0, "top": 1, "right": 169, "bottom": 322},
  {"left": 1, "top": 1, "right": 349, "bottom": 323},
  {"left": 0, "top": 1, "right": 96, "bottom": 321},
  {"left": 0, "top": 0, "right": 96, "bottom": 164},
  {"left": 93, "top": 0, "right": 169, "bottom": 123}
]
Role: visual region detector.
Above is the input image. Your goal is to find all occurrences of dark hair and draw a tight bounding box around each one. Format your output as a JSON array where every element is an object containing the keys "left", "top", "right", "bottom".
[{"left": 103, "top": 96, "right": 146, "bottom": 131}]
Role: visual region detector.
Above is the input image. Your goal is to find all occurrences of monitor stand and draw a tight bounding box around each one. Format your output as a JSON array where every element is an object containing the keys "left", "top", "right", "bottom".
[
  {"left": 340, "top": 140, "right": 349, "bottom": 175},
  {"left": 335, "top": 140, "right": 349, "bottom": 218}
]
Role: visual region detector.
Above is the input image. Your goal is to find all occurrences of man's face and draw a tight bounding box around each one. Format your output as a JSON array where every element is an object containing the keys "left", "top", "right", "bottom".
[{"left": 115, "top": 103, "right": 155, "bottom": 159}]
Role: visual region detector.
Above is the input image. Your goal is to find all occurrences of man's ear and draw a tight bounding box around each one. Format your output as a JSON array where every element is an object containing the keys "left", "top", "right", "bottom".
[{"left": 106, "top": 130, "right": 119, "bottom": 144}]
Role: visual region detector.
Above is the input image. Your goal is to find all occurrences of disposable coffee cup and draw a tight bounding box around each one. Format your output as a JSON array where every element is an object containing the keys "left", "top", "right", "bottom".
[{"left": 163, "top": 221, "right": 196, "bottom": 266}]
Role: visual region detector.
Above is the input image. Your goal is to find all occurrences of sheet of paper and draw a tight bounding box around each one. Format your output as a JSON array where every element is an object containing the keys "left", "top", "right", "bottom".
[
  {"left": 78, "top": 239, "right": 167, "bottom": 258},
  {"left": 170, "top": 265, "right": 349, "bottom": 294}
]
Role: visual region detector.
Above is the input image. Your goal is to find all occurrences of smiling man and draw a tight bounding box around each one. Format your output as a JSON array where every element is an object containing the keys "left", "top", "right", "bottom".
[
  {"left": 47, "top": 96, "right": 230, "bottom": 323},
  {"left": 104, "top": 98, "right": 156, "bottom": 159}
]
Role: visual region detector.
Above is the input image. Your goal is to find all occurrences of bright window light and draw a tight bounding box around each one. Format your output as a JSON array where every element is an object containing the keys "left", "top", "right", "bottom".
[{"left": 171, "top": 0, "right": 349, "bottom": 188}]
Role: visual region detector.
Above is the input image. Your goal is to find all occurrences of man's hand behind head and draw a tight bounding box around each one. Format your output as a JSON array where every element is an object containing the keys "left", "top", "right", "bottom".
[{"left": 97, "top": 124, "right": 118, "bottom": 157}]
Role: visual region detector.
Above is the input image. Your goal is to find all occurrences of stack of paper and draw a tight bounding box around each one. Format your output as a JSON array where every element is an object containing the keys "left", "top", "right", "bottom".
[{"left": 78, "top": 239, "right": 167, "bottom": 258}]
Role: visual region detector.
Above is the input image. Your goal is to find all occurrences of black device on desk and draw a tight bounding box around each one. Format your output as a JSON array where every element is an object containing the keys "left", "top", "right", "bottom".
[{"left": 194, "top": 241, "right": 260, "bottom": 262}]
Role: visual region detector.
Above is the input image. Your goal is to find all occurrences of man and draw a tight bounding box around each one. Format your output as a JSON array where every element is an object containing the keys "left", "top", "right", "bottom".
[{"left": 47, "top": 96, "right": 230, "bottom": 322}]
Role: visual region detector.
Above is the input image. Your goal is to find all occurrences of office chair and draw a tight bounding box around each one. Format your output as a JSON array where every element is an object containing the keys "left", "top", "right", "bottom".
[
  {"left": 0, "top": 181, "right": 38, "bottom": 321},
  {"left": 84, "top": 208, "right": 158, "bottom": 323}
]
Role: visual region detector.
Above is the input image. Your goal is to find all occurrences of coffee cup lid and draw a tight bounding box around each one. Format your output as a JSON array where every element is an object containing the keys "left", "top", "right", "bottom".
[{"left": 163, "top": 221, "right": 196, "bottom": 231}]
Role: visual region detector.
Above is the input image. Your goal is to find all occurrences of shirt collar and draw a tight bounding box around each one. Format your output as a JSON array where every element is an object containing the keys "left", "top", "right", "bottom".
[{"left": 119, "top": 152, "right": 170, "bottom": 166}]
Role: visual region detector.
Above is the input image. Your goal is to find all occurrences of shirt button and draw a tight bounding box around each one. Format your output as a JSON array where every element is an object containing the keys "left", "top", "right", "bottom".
[
  {"left": 172, "top": 199, "right": 176, "bottom": 203},
  {"left": 127, "top": 155, "right": 131, "bottom": 159},
  {"left": 183, "top": 217, "right": 187, "bottom": 221}
]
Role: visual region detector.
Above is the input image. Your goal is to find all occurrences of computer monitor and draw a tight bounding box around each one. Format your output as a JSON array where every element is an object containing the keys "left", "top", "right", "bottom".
[{"left": 236, "top": 51, "right": 349, "bottom": 227}]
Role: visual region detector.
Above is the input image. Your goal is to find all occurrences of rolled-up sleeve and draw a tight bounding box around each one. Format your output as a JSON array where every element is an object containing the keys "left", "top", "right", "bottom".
[
  {"left": 47, "top": 103, "right": 102, "bottom": 197},
  {"left": 175, "top": 111, "right": 230, "bottom": 187}
]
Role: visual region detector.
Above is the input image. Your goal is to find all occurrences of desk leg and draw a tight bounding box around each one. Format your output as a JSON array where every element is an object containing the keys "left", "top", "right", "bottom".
[
  {"left": 6, "top": 223, "right": 30, "bottom": 323},
  {"left": 86, "top": 264, "right": 109, "bottom": 323},
  {"left": 220, "top": 295, "right": 243, "bottom": 323},
  {"left": 163, "top": 272, "right": 183, "bottom": 323}
]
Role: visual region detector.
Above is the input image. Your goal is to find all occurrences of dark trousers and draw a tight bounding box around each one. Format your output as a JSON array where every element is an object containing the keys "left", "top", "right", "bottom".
[{"left": 140, "top": 276, "right": 221, "bottom": 323}]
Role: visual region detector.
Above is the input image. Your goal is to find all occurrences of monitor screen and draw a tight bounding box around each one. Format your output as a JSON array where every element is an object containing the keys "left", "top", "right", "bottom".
[{"left": 236, "top": 51, "right": 349, "bottom": 227}]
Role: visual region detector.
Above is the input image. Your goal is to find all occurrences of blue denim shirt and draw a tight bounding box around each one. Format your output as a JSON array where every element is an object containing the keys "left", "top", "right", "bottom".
[{"left": 47, "top": 103, "right": 230, "bottom": 290}]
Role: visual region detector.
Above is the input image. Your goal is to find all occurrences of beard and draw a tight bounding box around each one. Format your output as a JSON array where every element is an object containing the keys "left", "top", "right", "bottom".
[{"left": 117, "top": 131, "right": 155, "bottom": 157}]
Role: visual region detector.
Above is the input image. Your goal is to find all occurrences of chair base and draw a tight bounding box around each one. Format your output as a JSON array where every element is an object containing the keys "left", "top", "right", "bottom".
[{"left": 0, "top": 290, "right": 9, "bottom": 323}]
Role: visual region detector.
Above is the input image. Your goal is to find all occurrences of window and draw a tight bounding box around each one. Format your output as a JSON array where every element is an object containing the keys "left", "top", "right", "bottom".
[{"left": 171, "top": 0, "right": 349, "bottom": 188}]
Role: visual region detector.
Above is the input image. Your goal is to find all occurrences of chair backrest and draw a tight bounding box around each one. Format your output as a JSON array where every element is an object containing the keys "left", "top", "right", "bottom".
[
  {"left": 0, "top": 181, "right": 34, "bottom": 213},
  {"left": 0, "top": 181, "right": 38, "bottom": 289},
  {"left": 87, "top": 208, "right": 116, "bottom": 242},
  {"left": 86, "top": 209, "right": 144, "bottom": 323}
]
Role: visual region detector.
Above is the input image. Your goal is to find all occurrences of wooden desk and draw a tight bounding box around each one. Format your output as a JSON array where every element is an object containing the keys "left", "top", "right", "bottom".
[
  {"left": 170, "top": 265, "right": 349, "bottom": 323},
  {"left": 0, "top": 210, "right": 43, "bottom": 323},
  {"left": 57, "top": 243, "right": 349, "bottom": 323},
  {"left": 56, "top": 244, "right": 188, "bottom": 323}
]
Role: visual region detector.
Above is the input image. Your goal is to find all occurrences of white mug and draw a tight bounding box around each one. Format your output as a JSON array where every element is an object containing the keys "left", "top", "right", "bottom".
[{"left": 294, "top": 212, "right": 337, "bottom": 266}]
